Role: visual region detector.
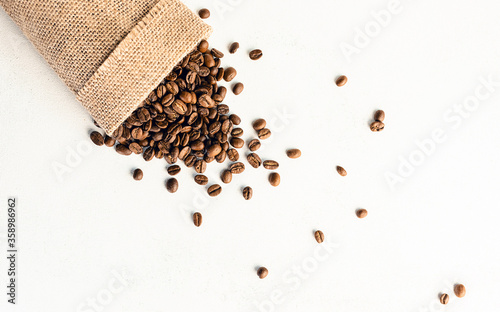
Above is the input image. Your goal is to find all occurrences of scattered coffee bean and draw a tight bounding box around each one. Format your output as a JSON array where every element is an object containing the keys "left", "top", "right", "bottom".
[
  {"left": 337, "top": 166, "right": 347, "bottom": 177},
  {"left": 336, "top": 75, "right": 348, "bottom": 87},
  {"left": 198, "top": 8, "right": 210, "bottom": 19},
  {"left": 242, "top": 186, "right": 253, "bottom": 200},
  {"left": 257, "top": 267, "right": 268, "bottom": 279},
  {"left": 356, "top": 209, "right": 368, "bottom": 219},
  {"left": 257, "top": 128, "right": 271, "bottom": 140},
  {"left": 167, "top": 165, "right": 181, "bottom": 176},
  {"left": 193, "top": 212, "right": 202, "bottom": 227},
  {"left": 221, "top": 170, "right": 232, "bottom": 184},
  {"left": 249, "top": 49, "right": 263, "bottom": 60},
  {"left": 439, "top": 294, "right": 449, "bottom": 305},
  {"left": 128, "top": 142, "right": 143, "bottom": 154},
  {"left": 198, "top": 40, "right": 209, "bottom": 53},
  {"left": 314, "top": 230, "right": 324, "bottom": 244},
  {"left": 230, "top": 137, "right": 244, "bottom": 148},
  {"left": 229, "top": 42, "right": 239, "bottom": 54},
  {"left": 207, "top": 184, "right": 222, "bottom": 197},
  {"left": 116, "top": 144, "right": 132, "bottom": 156},
  {"left": 286, "top": 148, "right": 301, "bottom": 159},
  {"left": 229, "top": 114, "right": 241, "bottom": 125},
  {"left": 224, "top": 67, "right": 237, "bottom": 82},
  {"left": 166, "top": 178, "right": 179, "bottom": 193},
  {"left": 233, "top": 83, "right": 244, "bottom": 95},
  {"left": 454, "top": 284, "right": 466, "bottom": 298},
  {"left": 133, "top": 169, "right": 143, "bottom": 181},
  {"left": 374, "top": 110, "right": 385, "bottom": 122},
  {"left": 104, "top": 135, "right": 115, "bottom": 147},
  {"left": 231, "top": 128, "right": 244, "bottom": 138},
  {"left": 370, "top": 121, "right": 385, "bottom": 132},
  {"left": 248, "top": 139, "right": 261, "bottom": 152},
  {"left": 227, "top": 149, "right": 240, "bottom": 161},
  {"left": 194, "top": 175, "right": 208, "bottom": 185},
  {"left": 269, "top": 172, "right": 280, "bottom": 187},
  {"left": 90, "top": 131, "right": 104, "bottom": 146},
  {"left": 247, "top": 153, "right": 262, "bottom": 168},
  {"left": 252, "top": 119, "right": 266, "bottom": 131},
  {"left": 230, "top": 162, "right": 245, "bottom": 174},
  {"left": 263, "top": 160, "right": 279, "bottom": 170},
  {"left": 194, "top": 160, "right": 207, "bottom": 173}
]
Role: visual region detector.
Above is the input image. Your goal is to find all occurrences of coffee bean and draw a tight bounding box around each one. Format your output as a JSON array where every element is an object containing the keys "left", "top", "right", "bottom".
[
  {"left": 167, "top": 165, "right": 181, "bottom": 176},
  {"left": 207, "top": 184, "right": 222, "bottom": 197},
  {"left": 356, "top": 209, "right": 368, "bottom": 219},
  {"left": 116, "top": 144, "right": 132, "bottom": 156},
  {"left": 232, "top": 83, "right": 244, "bottom": 95},
  {"left": 370, "top": 121, "right": 385, "bottom": 132},
  {"left": 337, "top": 166, "right": 347, "bottom": 176},
  {"left": 193, "top": 212, "right": 202, "bottom": 227},
  {"left": 242, "top": 186, "right": 253, "bottom": 200},
  {"left": 257, "top": 267, "right": 268, "bottom": 279},
  {"left": 454, "top": 284, "right": 466, "bottom": 298},
  {"left": 247, "top": 153, "right": 262, "bottom": 168},
  {"left": 207, "top": 144, "right": 222, "bottom": 157},
  {"left": 229, "top": 42, "right": 239, "bottom": 54},
  {"left": 194, "top": 159, "right": 207, "bottom": 173},
  {"left": 230, "top": 137, "right": 244, "bottom": 148},
  {"left": 336, "top": 75, "right": 348, "bottom": 87},
  {"left": 249, "top": 49, "right": 263, "bottom": 60},
  {"left": 198, "top": 8, "right": 210, "bottom": 19},
  {"left": 198, "top": 40, "right": 209, "bottom": 53},
  {"left": 143, "top": 147, "right": 155, "bottom": 161},
  {"left": 90, "top": 131, "right": 104, "bottom": 146},
  {"left": 194, "top": 175, "right": 208, "bottom": 185},
  {"left": 128, "top": 142, "right": 143, "bottom": 154},
  {"left": 227, "top": 149, "right": 239, "bottom": 162},
  {"left": 231, "top": 128, "right": 244, "bottom": 138},
  {"left": 439, "top": 294, "right": 449, "bottom": 305},
  {"left": 286, "top": 148, "right": 301, "bottom": 159},
  {"left": 269, "top": 172, "right": 280, "bottom": 187},
  {"left": 223, "top": 67, "right": 237, "bottom": 82},
  {"left": 252, "top": 119, "right": 266, "bottom": 131},
  {"left": 211, "top": 48, "right": 224, "bottom": 58},
  {"left": 257, "top": 128, "right": 271, "bottom": 140},
  {"left": 133, "top": 169, "right": 143, "bottom": 181},
  {"left": 248, "top": 139, "right": 261, "bottom": 152},
  {"left": 221, "top": 170, "right": 232, "bottom": 184},
  {"left": 215, "top": 150, "right": 227, "bottom": 163},
  {"left": 230, "top": 162, "right": 245, "bottom": 174},
  {"left": 314, "top": 230, "right": 324, "bottom": 243},
  {"left": 229, "top": 114, "right": 241, "bottom": 125},
  {"left": 374, "top": 110, "right": 385, "bottom": 122},
  {"left": 263, "top": 160, "right": 279, "bottom": 170},
  {"left": 166, "top": 178, "right": 179, "bottom": 193},
  {"left": 104, "top": 135, "right": 115, "bottom": 147}
]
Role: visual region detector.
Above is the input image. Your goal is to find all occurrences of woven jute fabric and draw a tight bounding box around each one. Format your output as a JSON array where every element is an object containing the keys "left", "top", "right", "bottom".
[{"left": 0, "top": 0, "right": 212, "bottom": 135}]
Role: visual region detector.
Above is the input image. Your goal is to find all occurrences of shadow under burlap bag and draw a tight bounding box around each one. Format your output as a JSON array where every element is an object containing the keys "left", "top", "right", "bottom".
[{"left": 0, "top": 0, "right": 212, "bottom": 135}]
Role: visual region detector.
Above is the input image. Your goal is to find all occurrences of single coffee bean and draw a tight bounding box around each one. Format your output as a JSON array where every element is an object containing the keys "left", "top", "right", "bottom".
[
  {"left": 194, "top": 159, "right": 207, "bottom": 174},
  {"left": 249, "top": 49, "right": 263, "bottom": 60},
  {"left": 336, "top": 75, "right": 348, "bottom": 87},
  {"left": 257, "top": 128, "right": 271, "bottom": 140},
  {"left": 374, "top": 110, "right": 385, "bottom": 122},
  {"left": 166, "top": 178, "right": 179, "bottom": 193},
  {"left": 370, "top": 121, "right": 385, "bottom": 132},
  {"left": 207, "top": 184, "right": 222, "bottom": 197},
  {"left": 215, "top": 150, "right": 227, "bottom": 163},
  {"left": 184, "top": 155, "right": 196, "bottom": 168},
  {"left": 439, "top": 294, "right": 449, "bottom": 305},
  {"left": 314, "top": 230, "right": 325, "bottom": 244},
  {"left": 232, "top": 82, "right": 244, "bottom": 95},
  {"left": 229, "top": 114, "right": 241, "bottom": 125},
  {"left": 207, "top": 144, "right": 222, "bottom": 157},
  {"left": 242, "top": 186, "right": 253, "bottom": 200},
  {"left": 128, "top": 142, "right": 143, "bottom": 154},
  {"left": 221, "top": 170, "right": 232, "bottom": 184},
  {"left": 252, "top": 119, "right": 266, "bottom": 131},
  {"left": 247, "top": 139, "right": 261, "bottom": 152},
  {"left": 193, "top": 212, "right": 202, "bottom": 227},
  {"left": 337, "top": 166, "right": 347, "bottom": 177},
  {"left": 231, "top": 128, "right": 244, "bottom": 138},
  {"left": 230, "top": 137, "right": 244, "bottom": 148},
  {"left": 90, "top": 131, "right": 104, "bottom": 146},
  {"left": 230, "top": 162, "right": 245, "bottom": 174},
  {"left": 104, "top": 135, "right": 115, "bottom": 147},
  {"left": 198, "top": 40, "right": 209, "bottom": 53},
  {"left": 229, "top": 42, "right": 239, "bottom": 54},
  {"left": 269, "top": 172, "right": 280, "bottom": 187},
  {"left": 116, "top": 144, "right": 132, "bottom": 156},
  {"left": 194, "top": 175, "right": 208, "bottom": 185},
  {"left": 247, "top": 153, "right": 262, "bottom": 168},
  {"left": 223, "top": 67, "right": 237, "bottom": 82},
  {"left": 227, "top": 149, "right": 239, "bottom": 162},
  {"left": 356, "top": 209, "right": 368, "bottom": 219},
  {"left": 257, "top": 267, "right": 268, "bottom": 279},
  {"left": 133, "top": 169, "right": 143, "bottom": 181},
  {"left": 454, "top": 284, "right": 466, "bottom": 298},
  {"left": 198, "top": 8, "right": 210, "bottom": 19},
  {"left": 167, "top": 165, "right": 181, "bottom": 176},
  {"left": 286, "top": 148, "right": 301, "bottom": 159},
  {"left": 263, "top": 160, "right": 279, "bottom": 170},
  {"left": 143, "top": 147, "right": 155, "bottom": 161},
  {"left": 211, "top": 48, "right": 224, "bottom": 58}
]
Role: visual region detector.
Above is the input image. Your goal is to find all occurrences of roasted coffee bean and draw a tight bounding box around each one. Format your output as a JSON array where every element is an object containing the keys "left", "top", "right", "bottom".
[
  {"left": 232, "top": 83, "right": 244, "bottom": 95},
  {"left": 229, "top": 114, "right": 241, "bottom": 125},
  {"left": 230, "top": 162, "right": 245, "bottom": 174},
  {"left": 247, "top": 153, "right": 262, "bottom": 168},
  {"left": 194, "top": 175, "right": 208, "bottom": 185},
  {"left": 439, "top": 294, "right": 449, "bottom": 305},
  {"left": 211, "top": 48, "right": 224, "bottom": 58},
  {"left": 230, "top": 137, "right": 244, "bottom": 148},
  {"left": 314, "top": 230, "right": 325, "bottom": 244},
  {"left": 263, "top": 160, "right": 279, "bottom": 170},
  {"left": 129, "top": 142, "right": 143, "bottom": 154},
  {"left": 194, "top": 159, "right": 207, "bottom": 173},
  {"left": 90, "top": 131, "right": 104, "bottom": 146},
  {"left": 166, "top": 178, "right": 179, "bottom": 193},
  {"left": 242, "top": 186, "right": 253, "bottom": 200},
  {"left": 221, "top": 119, "right": 233, "bottom": 134},
  {"left": 184, "top": 155, "right": 196, "bottom": 167},
  {"left": 223, "top": 67, "right": 237, "bottom": 82},
  {"left": 207, "top": 144, "right": 222, "bottom": 157},
  {"left": 104, "top": 135, "right": 115, "bottom": 147},
  {"left": 191, "top": 140, "right": 205, "bottom": 151},
  {"left": 133, "top": 169, "right": 143, "bottom": 181},
  {"left": 356, "top": 209, "right": 368, "bottom": 219},
  {"left": 193, "top": 212, "right": 202, "bottom": 227},
  {"left": 269, "top": 172, "right": 280, "bottom": 187},
  {"left": 454, "top": 284, "right": 466, "bottom": 298},
  {"left": 221, "top": 170, "right": 232, "bottom": 184},
  {"left": 227, "top": 149, "right": 239, "bottom": 161},
  {"left": 374, "top": 110, "right": 385, "bottom": 122},
  {"left": 336, "top": 75, "right": 348, "bottom": 87},
  {"left": 229, "top": 42, "right": 239, "bottom": 54},
  {"left": 215, "top": 150, "right": 227, "bottom": 163},
  {"left": 198, "top": 8, "right": 210, "bottom": 19},
  {"left": 257, "top": 267, "right": 268, "bottom": 279},
  {"left": 143, "top": 147, "right": 155, "bottom": 161},
  {"left": 252, "top": 119, "right": 266, "bottom": 131},
  {"left": 337, "top": 166, "right": 347, "bottom": 177},
  {"left": 207, "top": 184, "right": 222, "bottom": 197},
  {"left": 257, "top": 128, "right": 271, "bottom": 140},
  {"left": 167, "top": 165, "right": 181, "bottom": 176},
  {"left": 116, "top": 144, "right": 132, "bottom": 156},
  {"left": 248, "top": 139, "right": 261, "bottom": 152},
  {"left": 249, "top": 49, "right": 263, "bottom": 60},
  {"left": 198, "top": 40, "right": 209, "bottom": 53},
  {"left": 231, "top": 128, "right": 244, "bottom": 138},
  {"left": 370, "top": 121, "right": 385, "bottom": 132},
  {"left": 286, "top": 148, "right": 301, "bottom": 159}
]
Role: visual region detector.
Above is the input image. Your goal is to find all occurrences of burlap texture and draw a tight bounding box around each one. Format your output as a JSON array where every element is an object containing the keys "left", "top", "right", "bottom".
[{"left": 0, "top": 0, "right": 212, "bottom": 135}]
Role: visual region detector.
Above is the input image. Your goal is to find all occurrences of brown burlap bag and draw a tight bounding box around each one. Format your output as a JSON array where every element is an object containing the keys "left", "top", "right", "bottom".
[{"left": 0, "top": 0, "right": 212, "bottom": 135}]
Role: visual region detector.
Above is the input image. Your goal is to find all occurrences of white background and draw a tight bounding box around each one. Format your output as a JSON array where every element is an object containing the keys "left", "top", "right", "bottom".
[{"left": 1, "top": 0, "right": 500, "bottom": 311}]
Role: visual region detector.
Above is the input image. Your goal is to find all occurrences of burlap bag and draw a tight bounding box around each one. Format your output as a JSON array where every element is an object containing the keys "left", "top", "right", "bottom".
[{"left": 0, "top": 0, "right": 212, "bottom": 135}]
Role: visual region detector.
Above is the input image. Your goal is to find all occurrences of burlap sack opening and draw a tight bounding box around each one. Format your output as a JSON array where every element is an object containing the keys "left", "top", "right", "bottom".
[{"left": 0, "top": 0, "right": 212, "bottom": 135}]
